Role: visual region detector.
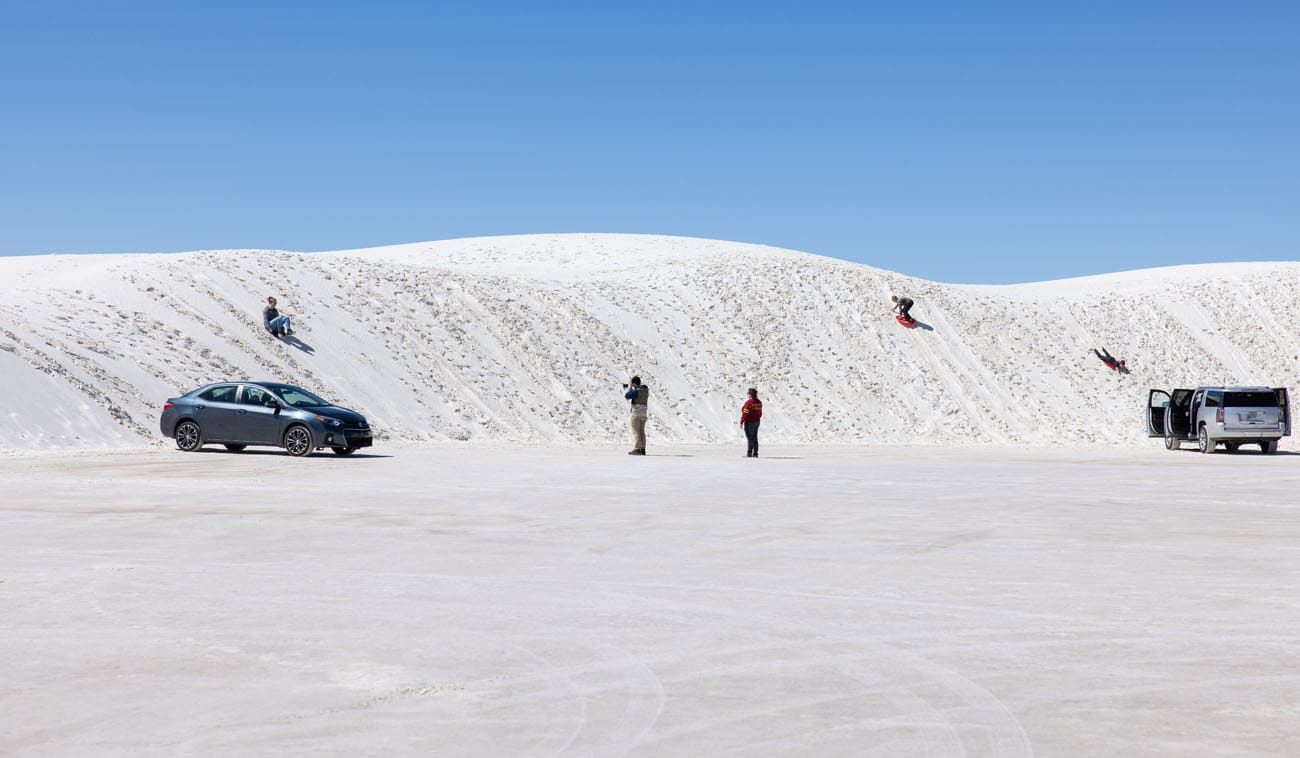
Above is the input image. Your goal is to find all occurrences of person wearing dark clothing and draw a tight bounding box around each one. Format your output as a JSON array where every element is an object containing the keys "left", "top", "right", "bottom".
[
  {"left": 891, "top": 295, "right": 914, "bottom": 320},
  {"left": 1091, "top": 347, "right": 1128, "bottom": 374},
  {"left": 740, "top": 388, "right": 763, "bottom": 457},
  {"left": 623, "top": 376, "right": 649, "bottom": 455},
  {"left": 263, "top": 296, "right": 293, "bottom": 337}
]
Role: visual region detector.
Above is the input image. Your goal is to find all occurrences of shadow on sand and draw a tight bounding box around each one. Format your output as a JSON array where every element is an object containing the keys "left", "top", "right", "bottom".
[
  {"left": 282, "top": 334, "right": 315, "bottom": 354},
  {"left": 193, "top": 447, "right": 392, "bottom": 459}
]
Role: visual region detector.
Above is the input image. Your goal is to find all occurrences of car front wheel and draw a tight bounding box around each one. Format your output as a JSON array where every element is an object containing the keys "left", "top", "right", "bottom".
[
  {"left": 1197, "top": 426, "right": 1212, "bottom": 454},
  {"left": 283, "top": 425, "right": 314, "bottom": 457},
  {"left": 175, "top": 420, "right": 203, "bottom": 452}
]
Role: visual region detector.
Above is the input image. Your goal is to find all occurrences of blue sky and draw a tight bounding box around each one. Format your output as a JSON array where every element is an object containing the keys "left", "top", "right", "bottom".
[{"left": 1, "top": 1, "right": 1296, "bottom": 282}]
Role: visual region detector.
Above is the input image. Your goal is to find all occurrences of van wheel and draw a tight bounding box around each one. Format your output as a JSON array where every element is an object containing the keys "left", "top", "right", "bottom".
[
  {"left": 1197, "top": 425, "right": 1212, "bottom": 454},
  {"left": 1164, "top": 435, "right": 1181, "bottom": 451},
  {"left": 1262, "top": 440, "right": 1278, "bottom": 454}
]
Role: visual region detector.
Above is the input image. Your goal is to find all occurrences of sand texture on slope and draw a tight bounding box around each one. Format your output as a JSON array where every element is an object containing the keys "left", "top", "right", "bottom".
[{"left": 1, "top": 234, "right": 1296, "bottom": 450}]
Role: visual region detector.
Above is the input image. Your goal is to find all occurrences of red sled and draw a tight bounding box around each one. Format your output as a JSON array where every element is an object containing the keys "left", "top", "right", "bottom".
[{"left": 896, "top": 314, "right": 917, "bottom": 328}]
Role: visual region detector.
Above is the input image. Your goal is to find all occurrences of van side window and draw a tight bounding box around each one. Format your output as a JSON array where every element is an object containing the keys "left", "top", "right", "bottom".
[{"left": 1205, "top": 393, "right": 1221, "bottom": 408}]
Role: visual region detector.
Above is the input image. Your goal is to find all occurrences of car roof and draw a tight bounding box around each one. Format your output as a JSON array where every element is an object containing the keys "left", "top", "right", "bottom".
[{"left": 1196, "top": 386, "right": 1274, "bottom": 391}]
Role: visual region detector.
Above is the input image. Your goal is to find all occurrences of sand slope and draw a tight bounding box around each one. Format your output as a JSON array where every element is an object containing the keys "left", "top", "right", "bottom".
[{"left": 1, "top": 234, "right": 1296, "bottom": 450}]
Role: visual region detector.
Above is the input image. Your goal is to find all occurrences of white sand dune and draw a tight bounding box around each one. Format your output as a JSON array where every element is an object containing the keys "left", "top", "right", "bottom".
[{"left": 1, "top": 234, "right": 1296, "bottom": 451}]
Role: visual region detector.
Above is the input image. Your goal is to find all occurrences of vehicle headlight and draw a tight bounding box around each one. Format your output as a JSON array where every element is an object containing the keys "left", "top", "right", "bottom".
[{"left": 316, "top": 415, "right": 342, "bottom": 427}]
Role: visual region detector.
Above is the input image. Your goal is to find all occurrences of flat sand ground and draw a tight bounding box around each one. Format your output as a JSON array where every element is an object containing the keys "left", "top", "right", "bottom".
[{"left": 2, "top": 444, "right": 1298, "bottom": 756}]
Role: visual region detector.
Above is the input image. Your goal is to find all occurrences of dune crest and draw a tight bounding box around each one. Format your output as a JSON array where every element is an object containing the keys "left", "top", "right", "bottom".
[{"left": 1, "top": 234, "right": 1296, "bottom": 451}]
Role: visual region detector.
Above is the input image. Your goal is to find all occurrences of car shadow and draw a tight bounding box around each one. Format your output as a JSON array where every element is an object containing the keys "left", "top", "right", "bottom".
[{"left": 192, "top": 447, "right": 392, "bottom": 459}]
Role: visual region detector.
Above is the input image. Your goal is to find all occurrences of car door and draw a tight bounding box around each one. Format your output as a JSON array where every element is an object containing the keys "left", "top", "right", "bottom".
[
  {"left": 236, "top": 385, "right": 285, "bottom": 445},
  {"left": 1276, "top": 388, "right": 1291, "bottom": 436},
  {"left": 194, "top": 384, "right": 240, "bottom": 441},
  {"left": 1167, "top": 389, "right": 1194, "bottom": 438},
  {"left": 1189, "top": 389, "right": 1206, "bottom": 434},
  {"left": 1146, "top": 389, "right": 1171, "bottom": 437}
]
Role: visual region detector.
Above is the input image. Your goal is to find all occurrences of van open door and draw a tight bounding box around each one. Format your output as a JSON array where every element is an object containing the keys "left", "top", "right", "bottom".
[
  {"left": 1277, "top": 388, "right": 1291, "bottom": 436},
  {"left": 1167, "top": 389, "right": 1194, "bottom": 437},
  {"left": 1147, "top": 389, "right": 1171, "bottom": 437}
]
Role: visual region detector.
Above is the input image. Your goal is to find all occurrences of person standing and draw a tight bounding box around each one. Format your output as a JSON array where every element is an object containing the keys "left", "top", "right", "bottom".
[
  {"left": 623, "top": 376, "right": 649, "bottom": 455},
  {"left": 263, "top": 296, "right": 293, "bottom": 337},
  {"left": 740, "top": 387, "right": 763, "bottom": 457}
]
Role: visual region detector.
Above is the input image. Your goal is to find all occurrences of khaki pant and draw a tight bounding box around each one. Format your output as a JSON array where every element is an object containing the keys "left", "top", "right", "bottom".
[{"left": 630, "top": 416, "right": 647, "bottom": 451}]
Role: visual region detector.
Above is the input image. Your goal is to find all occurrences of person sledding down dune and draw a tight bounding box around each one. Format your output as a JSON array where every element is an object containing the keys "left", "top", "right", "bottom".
[
  {"left": 891, "top": 295, "right": 916, "bottom": 326},
  {"left": 1091, "top": 347, "right": 1129, "bottom": 374},
  {"left": 263, "top": 296, "right": 295, "bottom": 338}
]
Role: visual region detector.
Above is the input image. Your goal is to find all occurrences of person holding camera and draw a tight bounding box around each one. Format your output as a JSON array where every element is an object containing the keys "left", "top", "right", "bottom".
[{"left": 622, "top": 376, "right": 650, "bottom": 455}]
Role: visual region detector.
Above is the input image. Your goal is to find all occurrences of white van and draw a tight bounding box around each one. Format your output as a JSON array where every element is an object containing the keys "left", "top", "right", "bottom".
[{"left": 1147, "top": 386, "right": 1290, "bottom": 453}]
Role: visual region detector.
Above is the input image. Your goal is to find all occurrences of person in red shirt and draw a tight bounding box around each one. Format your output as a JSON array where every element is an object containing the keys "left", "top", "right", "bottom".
[{"left": 740, "top": 387, "right": 763, "bottom": 457}]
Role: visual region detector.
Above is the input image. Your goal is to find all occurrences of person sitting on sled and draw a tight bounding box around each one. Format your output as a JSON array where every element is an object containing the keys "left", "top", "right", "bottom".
[
  {"left": 263, "top": 296, "right": 294, "bottom": 337},
  {"left": 891, "top": 295, "right": 915, "bottom": 322},
  {"left": 1091, "top": 347, "right": 1128, "bottom": 373}
]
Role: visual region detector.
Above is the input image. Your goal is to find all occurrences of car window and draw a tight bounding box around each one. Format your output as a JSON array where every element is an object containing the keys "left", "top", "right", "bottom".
[
  {"left": 240, "top": 385, "right": 275, "bottom": 406},
  {"left": 1224, "top": 391, "right": 1278, "bottom": 408},
  {"left": 198, "top": 385, "right": 237, "bottom": 403},
  {"left": 1205, "top": 393, "right": 1220, "bottom": 408},
  {"left": 264, "top": 384, "right": 329, "bottom": 408}
]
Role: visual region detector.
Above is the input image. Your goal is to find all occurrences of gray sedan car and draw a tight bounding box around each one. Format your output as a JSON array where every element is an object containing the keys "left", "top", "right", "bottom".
[{"left": 160, "top": 381, "right": 373, "bottom": 456}]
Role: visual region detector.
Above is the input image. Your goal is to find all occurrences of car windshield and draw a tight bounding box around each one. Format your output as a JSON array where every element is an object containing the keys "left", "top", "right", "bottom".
[{"left": 261, "top": 383, "right": 330, "bottom": 408}]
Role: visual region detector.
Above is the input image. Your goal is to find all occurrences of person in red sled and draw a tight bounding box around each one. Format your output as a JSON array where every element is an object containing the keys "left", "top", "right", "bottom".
[
  {"left": 891, "top": 295, "right": 915, "bottom": 324},
  {"left": 1091, "top": 347, "right": 1128, "bottom": 374},
  {"left": 740, "top": 387, "right": 763, "bottom": 458}
]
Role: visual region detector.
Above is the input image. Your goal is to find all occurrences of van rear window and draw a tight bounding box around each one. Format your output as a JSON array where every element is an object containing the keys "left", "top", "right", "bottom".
[{"left": 1224, "top": 392, "right": 1277, "bottom": 408}]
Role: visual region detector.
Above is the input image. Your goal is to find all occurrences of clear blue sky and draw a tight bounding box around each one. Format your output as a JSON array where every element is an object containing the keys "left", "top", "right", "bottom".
[{"left": 2, "top": 1, "right": 1296, "bottom": 282}]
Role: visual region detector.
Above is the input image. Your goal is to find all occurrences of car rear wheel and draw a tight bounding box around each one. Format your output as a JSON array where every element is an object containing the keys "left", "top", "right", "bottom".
[
  {"left": 332, "top": 446, "right": 357, "bottom": 456},
  {"left": 175, "top": 420, "right": 203, "bottom": 452},
  {"left": 283, "top": 425, "right": 314, "bottom": 457},
  {"left": 1164, "top": 434, "right": 1181, "bottom": 451},
  {"left": 224, "top": 444, "right": 247, "bottom": 452},
  {"left": 1262, "top": 440, "right": 1278, "bottom": 454},
  {"left": 1197, "top": 426, "right": 1212, "bottom": 454}
]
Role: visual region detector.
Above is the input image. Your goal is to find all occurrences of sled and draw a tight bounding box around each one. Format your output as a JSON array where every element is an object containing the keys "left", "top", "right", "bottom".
[{"left": 895, "top": 314, "right": 917, "bottom": 328}]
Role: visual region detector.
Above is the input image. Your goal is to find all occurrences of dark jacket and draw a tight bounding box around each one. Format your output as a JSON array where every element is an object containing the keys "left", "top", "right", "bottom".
[
  {"left": 625, "top": 384, "right": 649, "bottom": 417},
  {"left": 263, "top": 306, "right": 279, "bottom": 326}
]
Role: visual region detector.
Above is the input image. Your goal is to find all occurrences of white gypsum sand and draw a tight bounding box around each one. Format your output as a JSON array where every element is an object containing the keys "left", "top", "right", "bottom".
[
  {"left": 0, "top": 234, "right": 1296, "bottom": 452},
  {"left": 1, "top": 445, "right": 1299, "bottom": 755}
]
